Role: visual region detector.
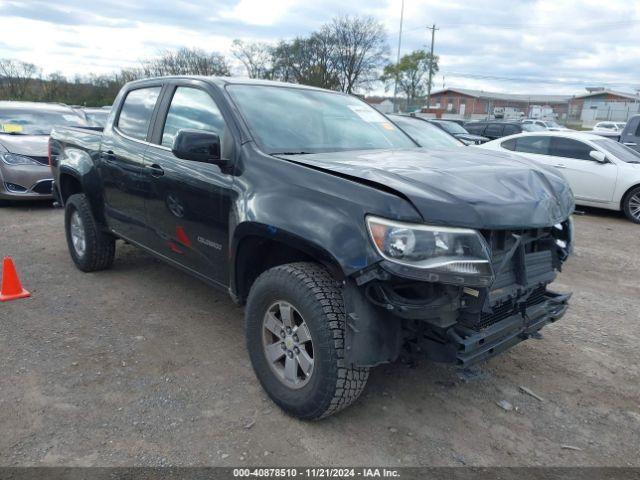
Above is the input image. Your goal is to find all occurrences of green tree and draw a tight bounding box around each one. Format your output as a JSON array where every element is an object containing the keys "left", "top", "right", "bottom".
[{"left": 381, "top": 50, "right": 438, "bottom": 106}]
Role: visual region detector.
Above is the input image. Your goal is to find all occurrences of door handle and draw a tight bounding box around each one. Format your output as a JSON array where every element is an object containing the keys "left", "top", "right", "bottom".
[
  {"left": 623, "top": 142, "right": 637, "bottom": 146},
  {"left": 554, "top": 164, "right": 567, "bottom": 169},
  {"left": 147, "top": 164, "right": 165, "bottom": 177}
]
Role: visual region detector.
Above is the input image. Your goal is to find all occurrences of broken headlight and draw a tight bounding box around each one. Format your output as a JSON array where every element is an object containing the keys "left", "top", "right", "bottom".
[{"left": 366, "top": 216, "right": 494, "bottom": 286}]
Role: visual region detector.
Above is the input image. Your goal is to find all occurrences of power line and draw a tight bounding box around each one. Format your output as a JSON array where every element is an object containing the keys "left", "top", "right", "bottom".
[{"left": 388, "top": 18, "right": 640, "bottom": 36}]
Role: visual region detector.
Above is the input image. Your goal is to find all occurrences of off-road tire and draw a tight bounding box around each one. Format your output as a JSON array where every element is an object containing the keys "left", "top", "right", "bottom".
[
  {"left": 245, "top": 262, "right": 369, "bottom": 420},
  {"left": 65, "top": 193, "right": 116, "bottom": 272},
  {"left": 622, "top": 186, "right": 640, "bottom": 224}
]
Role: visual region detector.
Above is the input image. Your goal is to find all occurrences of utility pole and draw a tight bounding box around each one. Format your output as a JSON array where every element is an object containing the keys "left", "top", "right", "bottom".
[
  {"left": 392, "top": 0, "right": 404, "bottom": 113},
  {"left": 426, "top": 24, "right": 438, "bottom": 111}
]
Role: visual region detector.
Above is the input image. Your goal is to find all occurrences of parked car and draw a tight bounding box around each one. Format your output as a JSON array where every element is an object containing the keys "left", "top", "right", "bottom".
[
  {"left": 424, "top": 119, "right": 489, "bottom": 145},
  {"left": 479, "top": 131, "right": 640, "bottom": 223},
  {"left": 50, "top": 77, "right": 574, "bottom": 419},
  {"left": 464, "top": 120, "right": 545, "bottom": 140},
  {"left": 594, "top": 121, "right": 626, "bottom": 133},
  {"left": 78, "top": 107, "right": 110, "bottom": 128},
  {"left": 0, "top": 101, "right": 87, "bottom": 205},
  {"left": 389, "top": 115, "right": 465, "bottom": 148},
  {"left": 620, "top": 115, "right": 640, "bottom": 153},
  {"left": 522, "top": 119, "right": 569, "bottom": 131}
]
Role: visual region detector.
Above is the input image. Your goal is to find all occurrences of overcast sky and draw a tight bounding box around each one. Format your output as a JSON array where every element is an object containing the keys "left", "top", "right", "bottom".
[{"left": 0, "top": 0, "right": 638, "bottom": 95}]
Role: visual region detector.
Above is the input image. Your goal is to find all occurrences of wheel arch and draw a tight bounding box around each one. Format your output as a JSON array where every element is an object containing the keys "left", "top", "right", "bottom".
[
  {"left": 620, "top": 183, "right": 640, "bottom": 210},
  {"left": 231, "top": 222, "right": 346, "bottom": 304}
]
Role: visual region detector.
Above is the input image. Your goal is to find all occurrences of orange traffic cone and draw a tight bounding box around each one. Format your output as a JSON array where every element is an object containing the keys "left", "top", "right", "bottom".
[{"left": 0, "top": 256, "right": 30, "bottom": 302}]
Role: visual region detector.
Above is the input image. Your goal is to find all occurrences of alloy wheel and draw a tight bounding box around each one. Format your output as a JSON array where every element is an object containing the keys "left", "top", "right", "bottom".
[
  {"left": 70, "top": 210, "right": 86, "bottom": 257},
  {"left": 262, "top": 301, "right": 314, "bottom": 389}
]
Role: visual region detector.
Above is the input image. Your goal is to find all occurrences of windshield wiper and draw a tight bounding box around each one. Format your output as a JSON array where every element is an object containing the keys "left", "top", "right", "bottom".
[{"left": 0, "top": 131, "right": 26, "bottom": 135}]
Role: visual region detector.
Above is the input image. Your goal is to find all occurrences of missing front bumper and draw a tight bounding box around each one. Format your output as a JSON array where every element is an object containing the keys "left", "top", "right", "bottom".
[{"left": 448, "top": 291, "right": 571, "bottom": 367}]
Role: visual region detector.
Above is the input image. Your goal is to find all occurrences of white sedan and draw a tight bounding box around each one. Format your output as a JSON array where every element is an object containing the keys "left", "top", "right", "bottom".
[
  {"left": 478, "top": 131, "right": 640, "bottom": 223},
  {"left": 594, "top": 121, "right": 626, "bottom": 132}
]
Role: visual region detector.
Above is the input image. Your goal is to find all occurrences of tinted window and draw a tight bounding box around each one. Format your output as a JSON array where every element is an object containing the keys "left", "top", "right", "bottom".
[
  {"left": 465, "top": 123, "right": 486, "bottom": 135},
  {"left": 162, "top": 87, "right": 228, "bottom": 150},
  {"left": 514, "top": 136, "right": 551, "bottom": 155},
  {"left": 549, "top": 137, "right": 593, "bottom": 160},
  {"left": 484, "top": 124, "right": 503, "bottom": 137},
  {"left": 117, "top": 87, "right": 161, "bottom": 140},
  {"left": 503, "top": 124, "right": 520, "bottom": 136},
  {"left": 501, "top": 138, "right": 517, "bottom": 150}
]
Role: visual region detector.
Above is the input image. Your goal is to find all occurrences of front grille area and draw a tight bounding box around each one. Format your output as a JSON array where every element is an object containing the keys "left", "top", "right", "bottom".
[
  {"left": 31, "top": 180, "right": 53, "bottom": 194},
  {"left": 477, "top": 285, "right": 548, "bottom": 330},
  {"left": 459, "top": 225, "right": 567, "bottom": 331}
]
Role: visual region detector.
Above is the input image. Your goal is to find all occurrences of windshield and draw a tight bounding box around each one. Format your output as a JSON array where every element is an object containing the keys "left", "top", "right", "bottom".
[
  {"left": 0, "top": 108, "right": 87, "bottom": 135},
  {"left": 227, "top": 85, "right": 415, "bottom": 154},
  {"left": 434, "top": 121, "right": 467, "bottom": 134},
  {"left": 522, "top": 123, "right": 546, "bottom": 132},
  {"left": 392, "top": 117, "right": 463, "bottom": 148},
  {"left": 593, "top": 138, "right": 640, "bottom": 163},
  {"left": 544, "top": 121, "right": 562, "bottom": 128}
]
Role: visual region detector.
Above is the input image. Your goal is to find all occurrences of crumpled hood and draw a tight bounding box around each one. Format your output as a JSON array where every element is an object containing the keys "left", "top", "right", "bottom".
[
  {"left": 279, "top": 147, "right": 575, "bottom": 229},
  {"left": 0, "top": 134, "right": 48, "bottom": 156}
]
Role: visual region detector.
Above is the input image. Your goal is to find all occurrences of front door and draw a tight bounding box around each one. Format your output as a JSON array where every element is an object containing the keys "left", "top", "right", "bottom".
[
  {"left": 546, "top": 136, "right": 618, "bottom": 203},
  {"left": 99, "top": 86, "right": 162, "bottom": 241},
  {"left": 143, "top": 85, "right": 234, "bottom": 286}
]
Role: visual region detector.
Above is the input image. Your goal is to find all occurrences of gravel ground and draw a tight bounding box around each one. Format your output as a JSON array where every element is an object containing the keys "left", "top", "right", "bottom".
[{"left": 0, "top": 203, "right": 639, "bottom": 467}]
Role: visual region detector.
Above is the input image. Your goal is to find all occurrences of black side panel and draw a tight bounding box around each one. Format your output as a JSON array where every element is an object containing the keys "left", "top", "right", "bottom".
[{"left": 343, "top": 281, "right": 402, "bottom": 367}]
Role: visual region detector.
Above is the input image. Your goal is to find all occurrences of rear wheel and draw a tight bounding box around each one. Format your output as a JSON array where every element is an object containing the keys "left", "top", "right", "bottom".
[
  {"left": 64, "top": 193, "right": 116, "bottom": 271},
  {"left": 622, "top": 186, "right": 640, "bottom": 224},
  {"left": 245, "top": 262, "right": 369, "bottom": 420}
]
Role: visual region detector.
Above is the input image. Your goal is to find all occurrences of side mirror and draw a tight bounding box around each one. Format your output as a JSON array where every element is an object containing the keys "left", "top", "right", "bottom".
[
  {"left": 172, "top": 129, "right": 223, "bottom": 164},
  {"left": 589, "top": 150, "right": 607, "bottom": 163}
]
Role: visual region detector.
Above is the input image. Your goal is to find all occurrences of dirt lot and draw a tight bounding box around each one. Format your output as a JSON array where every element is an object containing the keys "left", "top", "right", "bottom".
[{"left": 1, "top": 203, "right": 639, "bottom": 467}]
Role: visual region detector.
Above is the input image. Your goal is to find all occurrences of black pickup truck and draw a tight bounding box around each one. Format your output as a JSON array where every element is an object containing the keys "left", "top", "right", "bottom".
[{"left": 49, "top": 76, "right": 574, "bottom": 420}]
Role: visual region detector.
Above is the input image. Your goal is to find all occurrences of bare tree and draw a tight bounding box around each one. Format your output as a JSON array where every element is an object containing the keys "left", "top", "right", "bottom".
[
  {"left": 142, "top": 47, "right": 231, "bottom": 77},
  {"left": 326, "top": 16, "right": 388, "bottom": 93},
  {"left": 0, "top": 59, "right": 40, "bottom": 99},
  {"left": 231, "top": 39, "right": 273, "bottom": 79},
  {"left": 271, "top": 33, "right": 341, "bottom": 90},
  {"left": 40, "top": 72, "right": 68, "bottom": 101}
]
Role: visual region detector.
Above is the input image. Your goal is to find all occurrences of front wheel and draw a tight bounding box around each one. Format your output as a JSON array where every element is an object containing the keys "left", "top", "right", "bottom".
[
  {"left": 64, "top": 193, "right": 116, "bottom": 272},
  {"left": 623, "top": 186, "right": 640, "bottom": 224},
  {"left": 245, "top": 262, "right": 369, "bottom": 420}
]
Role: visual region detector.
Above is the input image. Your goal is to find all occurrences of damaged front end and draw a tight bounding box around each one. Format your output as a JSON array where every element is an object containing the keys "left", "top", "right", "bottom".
[{"left": 344, "top": 218, "right": 573, "bottom": 368}]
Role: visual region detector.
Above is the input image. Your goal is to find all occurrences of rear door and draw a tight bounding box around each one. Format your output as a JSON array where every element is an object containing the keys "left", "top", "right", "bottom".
[
  {"left": 143, "top": 81, "right": 235, "bottom": 286},
  {"left": 484, "top": 123, "right": 504, "bottom": 140},
  {"left": 465, "top": 123, "right": 486, "bottom": 136},
  {"left": 622, "top": 116, "right": 640, "bottom": 152},
  {"left": 100, "top": 85, "right": 163, "bottom": 241}
]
